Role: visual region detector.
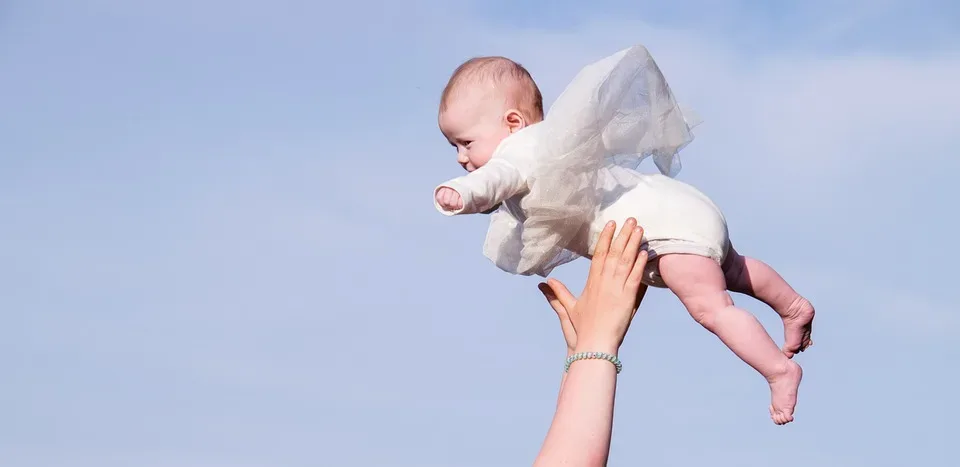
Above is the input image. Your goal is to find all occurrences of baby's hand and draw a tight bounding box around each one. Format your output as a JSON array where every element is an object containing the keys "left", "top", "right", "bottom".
[{"left": 435, "top": 186, "right": 464, "bottom": 211}]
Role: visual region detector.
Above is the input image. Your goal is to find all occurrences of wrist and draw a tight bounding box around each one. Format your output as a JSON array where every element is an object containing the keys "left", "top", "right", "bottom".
[
  {"left": 573, "top": 339, "right": 619, "bottom": 356},
  {"left": 564, "top": 349, "right": 623, "bottom": 374}
]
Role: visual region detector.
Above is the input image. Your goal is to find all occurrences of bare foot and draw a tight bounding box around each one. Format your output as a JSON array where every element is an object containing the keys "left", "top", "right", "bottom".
[
  {"left": 781, "top": 296, "right": 815, "bottom": 358},
  {"left": 767, "top": 360, "right": 802, "bottom": 425}
]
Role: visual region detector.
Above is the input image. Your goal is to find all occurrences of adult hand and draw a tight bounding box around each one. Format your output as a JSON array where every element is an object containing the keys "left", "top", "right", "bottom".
[
  {"left": 532, "top": 218, "right": 650, "bottom": 467},
  {"left": 538, "top": 218, "right": 649, "bottom": 355}
]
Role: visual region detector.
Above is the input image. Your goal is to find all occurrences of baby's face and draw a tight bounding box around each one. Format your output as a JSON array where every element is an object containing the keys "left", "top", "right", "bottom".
[{"left": 439, "top": 92, "right": 512, "bottom": 172}]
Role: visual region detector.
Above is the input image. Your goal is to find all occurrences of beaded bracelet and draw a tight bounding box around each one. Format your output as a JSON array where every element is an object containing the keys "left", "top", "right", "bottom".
[{"left": 564, "top": 351, "right": 622, "bottom": 374}]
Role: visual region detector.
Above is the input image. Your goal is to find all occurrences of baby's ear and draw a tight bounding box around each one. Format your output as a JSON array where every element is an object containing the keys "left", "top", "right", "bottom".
[{"left": 504, "top": 109, "right": 526, "bottom": 133}]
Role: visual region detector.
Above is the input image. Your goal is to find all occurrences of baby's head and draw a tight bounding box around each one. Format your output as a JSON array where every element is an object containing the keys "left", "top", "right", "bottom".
[{"left": 439, "top": 56, "right": 543, "bottom": 172}]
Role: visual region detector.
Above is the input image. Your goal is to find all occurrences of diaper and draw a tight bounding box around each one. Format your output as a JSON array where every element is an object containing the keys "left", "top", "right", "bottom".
[{"left": 594, "top": 171, "right": 731, "bottom": 288}]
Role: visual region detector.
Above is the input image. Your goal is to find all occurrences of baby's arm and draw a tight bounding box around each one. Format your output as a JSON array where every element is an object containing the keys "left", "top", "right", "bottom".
[{"left": 433, "top": 159, "right": 527, "bottom": 215}]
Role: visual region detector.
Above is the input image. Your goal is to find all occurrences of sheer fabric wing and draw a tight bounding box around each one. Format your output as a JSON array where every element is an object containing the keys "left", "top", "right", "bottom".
[
  {"left": 599, "top": 47, "right": 697, "bottom": 177},
  {"left": 487, "top": 45, "right": 697, "bottom": 276}
]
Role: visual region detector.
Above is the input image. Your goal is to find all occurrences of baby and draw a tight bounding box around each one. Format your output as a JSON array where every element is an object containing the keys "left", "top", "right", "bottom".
[{"left": 432, "top": 45, "right": 814, "bottom": 425}]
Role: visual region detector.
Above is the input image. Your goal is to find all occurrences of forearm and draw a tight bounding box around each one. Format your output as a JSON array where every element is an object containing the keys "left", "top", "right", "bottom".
[
  {"left": 535, "top": 343, "right": 620, "bottom": 467},
  {"left": 434, "top": 159, "right": 527, "bottom": 215},
  {"left": 555, "top": 348, "right": 575, "bottom": 408}
]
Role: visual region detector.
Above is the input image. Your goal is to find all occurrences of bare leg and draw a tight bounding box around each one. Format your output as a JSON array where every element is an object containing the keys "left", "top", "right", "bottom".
[
  {"left": 659, "top": 254, "right": 802, "bottom": 425},
  {"left": 721, "top": 245, "right": 815, "bottom": 358}
]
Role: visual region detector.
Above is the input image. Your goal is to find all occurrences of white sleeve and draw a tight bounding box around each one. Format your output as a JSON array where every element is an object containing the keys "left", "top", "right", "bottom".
[{"left": 433, "top": 159, "right": 528, "bottom": 215}]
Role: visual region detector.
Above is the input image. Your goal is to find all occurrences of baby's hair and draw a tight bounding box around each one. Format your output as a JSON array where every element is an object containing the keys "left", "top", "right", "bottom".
[{"left": 440, "top": 56, "right": 544, "bottom": 121}]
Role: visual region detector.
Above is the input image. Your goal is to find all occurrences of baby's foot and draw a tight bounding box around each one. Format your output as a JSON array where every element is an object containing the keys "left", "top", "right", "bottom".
[
  {"left": 781, "top": 296, "right": 815, "bottom": 358},
  {"left": 767, "top": 360, "right": 802, "bottom": 425}
]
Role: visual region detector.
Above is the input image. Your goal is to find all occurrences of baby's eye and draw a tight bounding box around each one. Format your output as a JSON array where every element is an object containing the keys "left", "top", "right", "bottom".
[{"left": 464, "top": 141, "right": 473, "bottom": 148}]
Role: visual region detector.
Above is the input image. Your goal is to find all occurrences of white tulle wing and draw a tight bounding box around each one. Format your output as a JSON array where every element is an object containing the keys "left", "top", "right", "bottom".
[{"left": 484, "top": 45, "right": 697, "bottom": 276}]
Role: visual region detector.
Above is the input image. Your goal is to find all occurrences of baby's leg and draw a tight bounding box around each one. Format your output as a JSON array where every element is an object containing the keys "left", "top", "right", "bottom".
[
  {"left": 658, "top": 254, "right": 802, "bottom": 425},
  {"left": 722, "top": 246, "right": 815, "bottom": 358}
]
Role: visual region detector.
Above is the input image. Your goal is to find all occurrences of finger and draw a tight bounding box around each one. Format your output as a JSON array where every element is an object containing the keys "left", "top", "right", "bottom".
[
  {"left": 605, "top": 218, "right": 636, "bottom": 276},
  {"left": 624, "top": 226, "right": 647, "bottom": 283},
  {"left": 587, "top": 221, "right": 616, "bottom": 281},
  {"left": 545, "top": 278, "right": 578, "bottom": 312},
  {"left": 541, "top": 283, "right": 578, "bottom": 330},
  {"left": 635, "top": 282, "right": 649, "bottom": 305},
  {"left": 616, "top": 222, "right": 643, "bottom": 279},
  {"left": 539, "top": 282, "right": 577, "bottom": 334},
  {"left": 631, "top": 284, "right": 649, "bottom": 320},
  {"left": 621, "top": 283, "right": 648, "bottom": 342},
  {"left": 626, "top": 249, "right": 650, "bottom": 289},
  {"left": 538, "top": 282, "right": 564, "bottom": 313}
]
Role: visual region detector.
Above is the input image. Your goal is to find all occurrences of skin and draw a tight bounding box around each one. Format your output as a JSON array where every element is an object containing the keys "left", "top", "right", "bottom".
[
  {"left": 533, "top": 218, "right": 650, "bottom": 467},
  {"left": 436, "top": 88, "right": 535, "bottom": 211},
  {"left": 436, "top": 77, "right": 814, "bottom": 426},
  {"left": 658, "top": 253, "right": 808, "bottom": 424}
]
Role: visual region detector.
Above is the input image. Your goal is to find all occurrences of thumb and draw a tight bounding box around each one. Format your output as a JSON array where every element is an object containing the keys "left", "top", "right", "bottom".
[
  {"left": 538, "top": 282, "right": 565, "bottom": 315},
  {"left": 544, "top": 278, "right": 578, "bottom": 313},
  {"left": 539, "top": 281, "right": 578, "bottom": 342}
]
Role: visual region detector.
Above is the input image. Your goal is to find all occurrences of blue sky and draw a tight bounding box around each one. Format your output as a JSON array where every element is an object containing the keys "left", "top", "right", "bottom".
[{"left": 2, "top": 1, "right": 958, "bottom": 466}]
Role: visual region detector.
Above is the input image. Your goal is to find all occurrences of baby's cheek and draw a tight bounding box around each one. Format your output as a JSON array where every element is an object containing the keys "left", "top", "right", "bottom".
[{"left": 471, "top": 148, "right": 494, "bottom": 168}]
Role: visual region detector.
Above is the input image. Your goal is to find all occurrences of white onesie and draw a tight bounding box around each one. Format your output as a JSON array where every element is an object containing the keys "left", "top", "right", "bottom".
[{"left": 433, "top": 45, "right": 730, "bottom": 287}]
